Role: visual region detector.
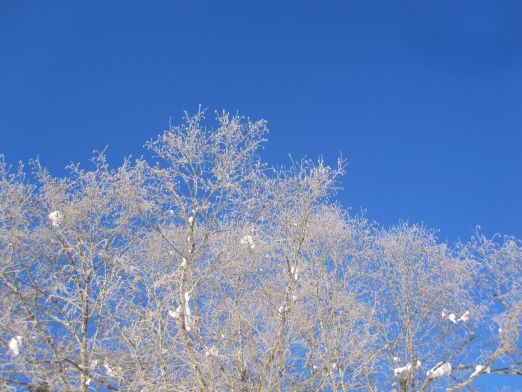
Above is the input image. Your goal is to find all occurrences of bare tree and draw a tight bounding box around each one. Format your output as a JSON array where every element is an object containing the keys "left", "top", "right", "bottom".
[{"left": 1, "top": 109, "right": 520, "bottom": 391}]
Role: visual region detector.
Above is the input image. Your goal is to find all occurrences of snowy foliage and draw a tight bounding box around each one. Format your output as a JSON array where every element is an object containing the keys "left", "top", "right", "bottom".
[{"left": 0, "top": 111, "right": 520, "bottom": 392}]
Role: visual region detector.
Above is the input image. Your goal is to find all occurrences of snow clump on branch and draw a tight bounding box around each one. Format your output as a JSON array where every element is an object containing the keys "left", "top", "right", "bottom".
[
  {"left": 426, "top": 362, "right": 452, "bottom": 379},
  {"left": 442, "top": 309, "right": 470, "bottom": 324},
  {"left": 8, "top": 336, "right": 22, "bottom": 356},
  {"left": 393, "top": 360, "right": 421, "bottom": 377},
  {"left": 48, "top": 210, "right": 63, "bottom": 228},
  {"left": 470, "top": 365, "right": 490, "bottom": 378},
  {"left": 169, "top": 291, "right": 194, "bottom": 331},
  {"left": 240, "top": 235, "right": 255, "bottom": 249}
]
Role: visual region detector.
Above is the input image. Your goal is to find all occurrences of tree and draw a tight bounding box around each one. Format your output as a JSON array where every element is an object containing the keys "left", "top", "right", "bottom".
[{"left": 1, "top": 109, "right": 521, "bottom": 391}]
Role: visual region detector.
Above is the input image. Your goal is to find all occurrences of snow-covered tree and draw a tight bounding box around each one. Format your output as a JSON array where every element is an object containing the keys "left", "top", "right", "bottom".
[{"left": 1, "top": 110, "right": 520, "bottom": 391}]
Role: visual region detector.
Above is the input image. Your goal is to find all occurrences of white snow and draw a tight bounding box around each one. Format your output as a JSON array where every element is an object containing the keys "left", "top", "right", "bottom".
[
  {"left": 426, "top": 362, "right": 452, "bottom": 379},
  {"left": 393, "top": 356, "right": 400, "bottom": 363},
  {"left": 183, "top": 292, "right": 193, "bottom": 331},
  {"left": 104, "top": 361, "right": 115, "bottom": 377},
  {"left": 290, "top": 266, "right": 299, "bottom": 281},
  {"left": 180, "top": 258, "right": 187, "bottom": 267},
  {"left": 8, "top": 336, "right": 22, "bottom": 356},
  {"left": 459, "top": 311, "right": 470, "bottom": 322},
  {"left": 169, "top": 294, "right": 193, "bottom": 330},
  {"left": 205, "top": 345, "right": 218, "bottom": 357},
  {"left": 184, "top": 292, "right": 191, "bottom": 312},
  {"left": 188, "top": 216, "right": 194, "bottom": 224},
  {"left": 394, "top": 365, "right": 409, "bottom": 377},
  {"left": 278, "top": 304, "right": 287, "bottom": 314},
  {"left": 470, "top": 365, "right": 490, "bottom": 378},
  {"left": 48, "top": 210, "right": 63, "bottom": 228},
  {"left": 169, "top": 308, "right": 180, "bottom": 319},
  {"left": 169, "top": 250, "right": 175, "bottom": 256},
  {"left": 442, "top": 308, "right": 470, "bottom": 324},
  {"left": 240, "top": 235, "right": 255, "bottom": 249},
  {"left": 394, "top": 360, "right": 421, "bottom": 377}
]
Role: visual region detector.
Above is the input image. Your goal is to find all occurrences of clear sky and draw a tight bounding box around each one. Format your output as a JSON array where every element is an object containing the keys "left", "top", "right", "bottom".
[
  {"left": 1, "top": 1, "right": 521, "bottom": 389},
  {"left": 1, "top": 1, "right": 521, "bottom": 244}
]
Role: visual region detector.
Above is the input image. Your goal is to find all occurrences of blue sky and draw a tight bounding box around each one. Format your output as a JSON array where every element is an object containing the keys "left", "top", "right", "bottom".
[{"left": 1, "top": 0, "right": 521, "bottom": 246}]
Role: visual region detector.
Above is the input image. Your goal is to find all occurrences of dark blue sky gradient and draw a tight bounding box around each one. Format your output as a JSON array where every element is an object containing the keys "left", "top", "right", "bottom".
[{"left": 1, "top": 0, "right": 521, "bottom": 247}]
